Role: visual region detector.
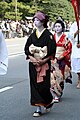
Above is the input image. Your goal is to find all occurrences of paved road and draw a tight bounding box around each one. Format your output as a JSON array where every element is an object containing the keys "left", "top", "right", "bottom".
[
  {"left": 0, "top": 37, "right": 80, "bottom": 120},
  {"left": 0, "top": 54, "right": 80, "bottom": 120},
  {"left": 0, "top": 55, "right": 30, "bottom": 120},
  {"left": 5, "top": 36, "right": 28, "bottom": 56}
]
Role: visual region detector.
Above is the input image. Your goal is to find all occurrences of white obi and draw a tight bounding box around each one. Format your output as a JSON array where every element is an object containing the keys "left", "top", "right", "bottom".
[{"left": 29, "top": 44, "right": 47, "bottom": 59}]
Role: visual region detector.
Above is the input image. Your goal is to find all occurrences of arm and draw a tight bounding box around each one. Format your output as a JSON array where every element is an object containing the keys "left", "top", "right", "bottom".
[
  {"left": 62, "top": 40, "right": 72, "bottom": 58},
  {"left": 24, "top": 35, "right": 33, "bottom": 59},
  {"left": 57, "top": 39, "right": 72, "bottom": 60},
  {"left": 37, "top": 56, "right": 51, "bottom": 66},
  {"left": 28, "top": 55, "right": 40, "bottom": 66},
  {"left": 47, "top": 34, "right": 56, "bottom": 60},
  {"left": 74, "top": 30, "right": 80, "bottom": 48},
  {"left": 69, "top": 22, "right": 77, "bottom": 41},
  {"left": 74, "top": 30, "right": 79, "bottom": 38}
]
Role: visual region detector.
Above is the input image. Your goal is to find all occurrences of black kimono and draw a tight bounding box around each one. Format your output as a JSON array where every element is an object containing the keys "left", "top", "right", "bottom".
[{"left": 24, "top": 29, "right": 56, "bottom": 107}]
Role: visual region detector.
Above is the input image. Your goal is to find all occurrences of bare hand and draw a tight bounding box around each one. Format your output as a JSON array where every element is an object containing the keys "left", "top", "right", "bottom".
[
  {"left": 74, "top": 30, "right": 79, "bottom": 38},
  {"left": 57, "top": 55, "right": 64, "bottom": 60},
  {"left": 37, "top": 59, "right": 45, "bottom": 66},
  {"left": 77, "top": 44, "right": 80, "bottom": 48},
  {"left": 29, "top": 56, "right": 39, "bottom": 66}
]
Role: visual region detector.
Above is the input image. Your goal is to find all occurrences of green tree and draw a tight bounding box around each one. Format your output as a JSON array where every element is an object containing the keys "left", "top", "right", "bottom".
[
  {"left": 0, "top": 1, "right": 8, "bottom": 19},
  {"left": 25, "top": 0, "right": 75, "bottom": 21},
  {"left": 0, "top": 0, "right": 75, "bottom": 21}
]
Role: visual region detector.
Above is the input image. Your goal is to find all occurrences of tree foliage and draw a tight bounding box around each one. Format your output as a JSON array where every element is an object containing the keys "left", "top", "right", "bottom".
[{"left": 0, "top": 0, "right": 75, "bottom": 21}]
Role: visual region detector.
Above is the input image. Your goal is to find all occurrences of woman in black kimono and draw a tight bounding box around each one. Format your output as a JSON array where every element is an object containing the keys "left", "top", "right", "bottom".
[{"left": 24, "top": 11, "right": 56, "bottom": 117}]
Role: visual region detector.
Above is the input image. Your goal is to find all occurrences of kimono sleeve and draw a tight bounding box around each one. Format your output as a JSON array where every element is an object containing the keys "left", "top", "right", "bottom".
[
  {"left": 24, "top": 35, "right": 33, "bottom": 59},
  {"left": 62, "top": 40, "right": 72, "bottom": 58},
  {"left": 47, "top": 34, "right": 56, "bottom": 59}
]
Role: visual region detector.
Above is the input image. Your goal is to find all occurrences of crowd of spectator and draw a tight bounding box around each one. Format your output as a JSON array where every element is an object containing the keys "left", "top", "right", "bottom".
[
  {"left": 0, "top": 19, "right": 34, "bottom": 39},
  {"left": 0, "top": 18, "right": 73, "bottom": 39}
]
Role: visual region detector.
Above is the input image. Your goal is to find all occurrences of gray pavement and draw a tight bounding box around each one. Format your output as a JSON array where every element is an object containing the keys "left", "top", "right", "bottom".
[
  {"left": 0, "top": 55, "right": 80, "bottom": 120},
  {"left": 0, "top": 37, "right": 80, "bottom": 120},
  {"left": 5, "top": 36, "right": 28, "bottom": 56}
]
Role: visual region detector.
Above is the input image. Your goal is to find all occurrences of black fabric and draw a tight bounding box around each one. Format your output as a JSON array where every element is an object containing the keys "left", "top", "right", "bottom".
[{"left": 24, "top": 29, "right": 56, "bottom": 106}]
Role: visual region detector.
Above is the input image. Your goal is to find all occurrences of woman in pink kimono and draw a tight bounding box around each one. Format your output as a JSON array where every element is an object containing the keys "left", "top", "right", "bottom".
[{"left": 51, "top": 19, "right": 72, "bottom": 102}]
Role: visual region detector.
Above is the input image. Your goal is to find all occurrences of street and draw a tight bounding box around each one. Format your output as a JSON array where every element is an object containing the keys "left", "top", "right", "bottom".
[
  {"left": 0, "top": 37, "right": 80, "bottom": 120},
  {"left": 5, "top": 36, "right": 28, "bottom": 56}
]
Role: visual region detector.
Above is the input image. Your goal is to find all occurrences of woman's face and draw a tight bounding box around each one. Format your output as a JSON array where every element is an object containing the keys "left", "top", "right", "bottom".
[
  {"left": 33, "top": 17, "right": 43, "bottom": 28},
  {"left": 54, "top": 23, "right": 63, "bottom": 33}
]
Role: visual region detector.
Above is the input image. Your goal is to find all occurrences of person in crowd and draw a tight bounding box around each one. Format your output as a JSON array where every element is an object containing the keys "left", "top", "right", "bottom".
[
  {"left": 50, "top": 19, "right": 72, "bottom": 103},
  {"left": 0, "top": 30, "right": 8, "bottom": 75},
  {"left": 24, "top": 11, "right": 56, "bottom": 117},
  {"left": 68, "top": 16, "right": 80, "bottom": 89}
]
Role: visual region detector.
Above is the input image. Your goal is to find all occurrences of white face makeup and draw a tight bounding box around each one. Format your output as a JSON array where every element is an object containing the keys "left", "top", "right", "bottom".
[
  {"left": 33, "top": 17, "right": 43, "bottom": 28},
  {"left": 54, "top": 23, "right": 63, "bottom": 34}
]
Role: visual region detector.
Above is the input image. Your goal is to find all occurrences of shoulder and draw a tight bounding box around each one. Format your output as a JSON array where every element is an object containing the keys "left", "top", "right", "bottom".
[
  {"left": 69, "top": 21, "right": 77, "bottom": 33},
  {"left": 27, "top": 30, "right": 36, "bottom": 40},
  {"left": 71, "top": 21, "right": 77, "bottom": 28},
  {"left": 62, "top": 33, "right": 66, "bottom": 37},
  {"left": 45, "top": 29, "right": 52, "bottom": 35},
  {"left": 30, "top": 29, "right": 36, "bottom": 37},
  {"left": 45, "top": 29, "right": 53, "bottom": 39}
]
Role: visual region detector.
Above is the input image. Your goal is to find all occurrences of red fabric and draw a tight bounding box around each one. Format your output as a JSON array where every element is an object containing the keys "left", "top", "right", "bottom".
[
  {"left": 36, "top": 63, "right": 49, "bottom": 83},
  {"left": 62, "top": 41, "right": 72, "bottom": 59},
  {"left": 54, "top": 33, "right": 72, "bottom": 60},
  {"left": 54, "top": 33, "right": 66, "bottom": 47},
  {"left": 71, "top": 0, "right": 80, "bottom": 27}
]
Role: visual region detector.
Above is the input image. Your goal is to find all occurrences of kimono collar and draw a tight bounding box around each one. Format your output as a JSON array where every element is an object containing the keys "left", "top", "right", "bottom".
[
  {"left": 36, "top": 28, "right": 46, "bottom": 38},
  {"left": 55, "top": 33, "right": 63, "bottom": 43}
]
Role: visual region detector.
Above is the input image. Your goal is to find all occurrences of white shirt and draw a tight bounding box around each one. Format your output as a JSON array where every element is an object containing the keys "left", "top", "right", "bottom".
[{"left": 69, "top": 21, "right": 80, "bottom": 58}]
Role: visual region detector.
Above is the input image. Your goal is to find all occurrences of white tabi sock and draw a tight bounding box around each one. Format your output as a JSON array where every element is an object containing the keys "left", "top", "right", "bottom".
[{"left": 36, "top": 106, "right": 41, "bottom": 112}]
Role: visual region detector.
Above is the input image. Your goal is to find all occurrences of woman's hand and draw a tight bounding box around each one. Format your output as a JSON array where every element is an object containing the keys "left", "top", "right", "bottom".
[
  {"left": 37, "top": 57, "right": 50, "bottom": 66},
  {"left": 57, "top": 55, "right": 64, "bottom": 60},
  {"left": 29, "top": 56, "right": 50, "bottom": 66},
  {"left": 77, "top": 44, "right": 80, "bottom": 48},
  {"left": 29, "top": 55, "right": 39, "bottom": 66},
  {"left": 37, "top": 59, "right": 45, "bottom": 66},
  {"left": 74, "top": 30, "right": 79, "bottom": 38}
]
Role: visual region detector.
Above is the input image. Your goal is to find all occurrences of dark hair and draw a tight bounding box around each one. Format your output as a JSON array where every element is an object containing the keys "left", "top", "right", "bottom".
[
  {"left": 54, "top": 19, "right": 65, "bottom": 32},
  {"left": 56, "top": 16, "right": 64, "bottom": 21},
  {"left": 42, "top": 14, "right": 49, "bottom": 28}
]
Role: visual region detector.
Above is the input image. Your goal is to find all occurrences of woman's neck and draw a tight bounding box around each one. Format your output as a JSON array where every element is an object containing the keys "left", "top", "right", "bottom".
[
  {"left": 56, "top": 32, "right": 63, "bottom": 37},
  {"left": 55, "top": 32, "right": 63, "bottom": 42},
  {"left": 37, "top": 26, "right": 45, "bottom": 32}
]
